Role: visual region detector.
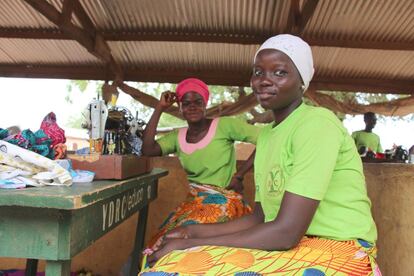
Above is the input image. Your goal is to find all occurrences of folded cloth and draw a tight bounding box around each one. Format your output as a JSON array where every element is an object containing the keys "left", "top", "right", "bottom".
[
  {"left": 55, "top": 159, "right": 72, "bottom": 171},
  {"left": 55, "top": 159, "right": 94, "bottom": 183},
  {"left": 0, "top": 179, "right": 26, "bottom": 189},
  {"left": 71, "top": 170, "right": 95, "bottom": 183},
  {"left": 0, "top": 140, "right": 72, "bottom": 187}
]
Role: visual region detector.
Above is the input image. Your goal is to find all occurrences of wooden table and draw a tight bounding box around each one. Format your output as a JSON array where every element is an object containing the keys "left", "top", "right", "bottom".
[{"left": 0, "top": 168, "right": 168, "bottom": 276}]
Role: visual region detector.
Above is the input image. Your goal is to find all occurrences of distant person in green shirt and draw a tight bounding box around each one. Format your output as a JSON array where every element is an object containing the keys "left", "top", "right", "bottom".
[
  {"left": 142, "top": 77, "right": 260, "bottom": 250},
  {"left": 352, "top": 112, "right": 383, "bottom": 153},
  {"left": 145, "top": 35, "right": 380, "bottom": 275}
]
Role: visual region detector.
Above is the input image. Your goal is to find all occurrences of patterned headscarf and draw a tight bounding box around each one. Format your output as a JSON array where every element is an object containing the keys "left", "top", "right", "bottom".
[{"left": 176, "top": 78, "right": 210, "bottom": 104}]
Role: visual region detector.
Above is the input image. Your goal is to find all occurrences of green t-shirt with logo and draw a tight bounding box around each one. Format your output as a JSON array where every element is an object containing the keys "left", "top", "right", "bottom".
[
  {"left": 254, "top": 103, "right": 377, "bottom": 243},
  {"left": 352, "top": 130, "right": 383, "bottom": 153},
  {"left": 158, "top": 117, "right": 260, "bottom": 188}
]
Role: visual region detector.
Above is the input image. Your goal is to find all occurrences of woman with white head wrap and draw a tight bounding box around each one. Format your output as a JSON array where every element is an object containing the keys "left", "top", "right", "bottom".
[{"left": 143, "top": 35, "right": 381, "bottom": 275}]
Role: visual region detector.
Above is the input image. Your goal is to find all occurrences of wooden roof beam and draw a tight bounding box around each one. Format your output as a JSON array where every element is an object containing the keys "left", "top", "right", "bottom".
[
  {"left": 72, "top": 0, "right": 96, "bottom": 36},
  {"left": 23, "top": 0, "right": 121, "bottom": 77},
  {"left": 24, "top": 0, "right": 94, "bottom": 53},
  {"left": 3, "top": 28, "right": 413, "bottom": 51},
  {"left": 286, "top": 0, "right": 319, "bottom": 34},
  {"left": 296, "top": 0, "right": 319, "bottom": 34},
  {"left": 0, "top": 64, "right": 413, "bottom": 95},
  {"left": 286, "top": 0, "right": 300, "bottom": 33},
  {"left": 0, "top": 28, "right": 67, "bottom": 39},
  {"left": 60, "top": 0, "right": 75, "bottom": 27},
  {"left": 309, "top": 77, "right": 414, "bottom": 95}
]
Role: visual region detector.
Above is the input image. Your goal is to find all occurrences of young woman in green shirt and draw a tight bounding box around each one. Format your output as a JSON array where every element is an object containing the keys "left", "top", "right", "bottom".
[
  {"left": 143, "top": 35, "right": 381, "bottom": 275},
  {"left": 142, "top": 78, "right": 260, "bottom": 251}
]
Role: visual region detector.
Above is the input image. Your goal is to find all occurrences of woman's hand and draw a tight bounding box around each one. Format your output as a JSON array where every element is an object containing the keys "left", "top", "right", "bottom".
[
  {"left": 157, "top": 91, "right": 177, "bottom": 111},
  {"left": 164, "top": 225, "right": 192, "bottom": 239},
  {"left": 147, "top": 237, "right": 192, "bottom": 267},
  {"left": 226, "top": 176, "right": 244, "bottom": 194},
  {"left": 149, "top": 226, "right": 191, "bottom": 253}
]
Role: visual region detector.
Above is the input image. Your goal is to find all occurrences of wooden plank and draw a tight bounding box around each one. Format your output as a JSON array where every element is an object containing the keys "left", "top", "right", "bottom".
[
  {"left": 0, "top": 168, "right": 167, "bottom": 209},
  {"left": 69, "top": 181, "right": 158, "bottom": 258},
  {"left": 0, "top": 207, "right": 62, "bottom": 259}
]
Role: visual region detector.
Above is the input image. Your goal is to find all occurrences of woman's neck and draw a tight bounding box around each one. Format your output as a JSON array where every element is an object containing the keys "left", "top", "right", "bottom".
[
  {"left": 272, "top": 99, "right": 302, "bottom": 126},
  {"left": 187, "top": 118, "right": 211, "bottom": 132},
  {"left": 186, "top": 118, "right": 212, "bottom": 143}
]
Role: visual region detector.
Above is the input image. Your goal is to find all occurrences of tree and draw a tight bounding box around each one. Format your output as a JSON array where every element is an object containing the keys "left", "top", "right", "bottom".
[
  {"left": 65, "top": 80, "right": 255, "bottom": 128},
  {"left": 316, "top": 91, "right": 413, "bottom": 122},
  {"left": 65, "top": 80, "right": 413, "bottom": 129}
]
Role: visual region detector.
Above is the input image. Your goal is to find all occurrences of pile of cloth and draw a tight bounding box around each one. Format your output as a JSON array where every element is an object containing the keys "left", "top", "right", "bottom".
[
  {"left": 0, "top": 112, "right": 72, "bottom": 189},
  {"left": 0, "top": 112, "right": 67, "bottom": 160},
  {"left": 0, "top": 140, "right": 72, "bottom": 188}
]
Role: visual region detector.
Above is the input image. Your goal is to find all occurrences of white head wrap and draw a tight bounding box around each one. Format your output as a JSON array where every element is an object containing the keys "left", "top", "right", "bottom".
[{"left": 254, "top": 34, "right": 315, "bottom": 91}]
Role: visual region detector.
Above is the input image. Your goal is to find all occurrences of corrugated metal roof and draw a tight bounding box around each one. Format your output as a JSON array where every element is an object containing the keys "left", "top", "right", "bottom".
[
  {"left": 82, "top": 0, "right": 289, "bottom": 35},
  {"left": 313, "top": 47, "right": 414, "bottom": 80},
  {"left": 109, "top": 41, "right": 257, "bottom": 70},
  {"left": 305, "top": 0, "right": 414, "bottom": 42},
  {"left": 0, "top": 0, "right": 57, "bottom": 28},
  {"left": 0, "top": 38, "right": 101, "bottom": 65},
  {"left": 1, "top": 0, "right": 414, "bottom": 94}
]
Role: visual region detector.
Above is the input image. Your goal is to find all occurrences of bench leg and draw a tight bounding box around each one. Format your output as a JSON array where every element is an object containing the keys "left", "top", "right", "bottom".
[
  {"left": 25, "top": 259, "right": 38, "bottom": 276},
  {"left": 45, "top": 260, "right": 71, "bottom": 276},
  {"left": 128, "top": 205, "right": 149, "bottom": 276}
]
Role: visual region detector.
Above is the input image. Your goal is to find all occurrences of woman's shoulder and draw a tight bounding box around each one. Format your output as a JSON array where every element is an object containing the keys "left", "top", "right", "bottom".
[
  {"left": 216, "top": 116, "right": 257, "bottom": 126},
  {"left": 215, "top": 116, "right": 233, "bottom": 124},
  {"left": 302, "top": 104, "right": 335, "bottom": 117},
  {"left": 213, "top": 116, "right": 239, "bottom": 129},
  {"left": 291, "top": 105, "right": 347, "bottom": 137},
  {"left": 301, "top": 105, "right": 343, "bottom": 126}
]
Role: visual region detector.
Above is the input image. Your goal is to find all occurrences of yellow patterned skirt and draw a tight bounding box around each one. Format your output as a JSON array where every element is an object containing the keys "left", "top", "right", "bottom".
[
  {"left": 141, "top": 237, "right": 381, "bottom": 275},
  {"left": 146, "top": 183, "right": 252, "bottom": 251}
]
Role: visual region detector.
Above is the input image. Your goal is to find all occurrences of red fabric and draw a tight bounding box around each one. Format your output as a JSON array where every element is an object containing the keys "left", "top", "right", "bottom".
[
  {"left": 40, "top": 112, "right": 66, "bottom": 147},
  {"left": 176, "top": 78, "right": 210, "bottom": 104}
]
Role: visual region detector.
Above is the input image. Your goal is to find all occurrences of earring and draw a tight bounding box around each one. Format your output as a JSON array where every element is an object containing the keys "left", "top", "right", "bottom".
[{"left": 301, "top": 85, "right": 305, "bottom": 91}]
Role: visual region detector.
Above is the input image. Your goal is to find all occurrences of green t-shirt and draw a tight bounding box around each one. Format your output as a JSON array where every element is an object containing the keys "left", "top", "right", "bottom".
[
  {"left": 352, "top": 130, "right": 383, "bottom": 153},
  {"left": 158, "top": 117, "right": 260, "bottom": 188},
  {"left": 254, "top": 103, "right": 377, "bottom": 243}
]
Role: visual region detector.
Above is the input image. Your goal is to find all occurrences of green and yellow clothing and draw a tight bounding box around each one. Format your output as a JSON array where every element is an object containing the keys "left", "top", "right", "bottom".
[
  {"left": 158, "top": 117, "right": 260, "bottom": 188},
  {"left": 352, "top": 130, "right": 383, "bottom": 153},
  {"left": 254, "top": 103, "right": 377, "bottom": 243}
]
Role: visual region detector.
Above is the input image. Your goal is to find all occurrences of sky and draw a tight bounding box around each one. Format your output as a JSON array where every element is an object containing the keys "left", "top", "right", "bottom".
[{"left": 1, "top": 77, "right": 413, "bottom": 151}]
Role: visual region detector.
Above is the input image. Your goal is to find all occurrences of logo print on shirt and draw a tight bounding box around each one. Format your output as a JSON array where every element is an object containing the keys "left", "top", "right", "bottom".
[{"left": 267, "top": 166, "right": 284, "bottom": 195}]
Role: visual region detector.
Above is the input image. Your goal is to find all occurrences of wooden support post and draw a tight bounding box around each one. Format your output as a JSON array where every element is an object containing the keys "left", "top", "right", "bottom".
[
  {"left": 25, "top": 259, "right": 38, "bottom": 276},
  {"left": 128, "top": 205, "right": 149, "bottom": 275},
  {"left": 45, "top": 260, "right": 71, "bottom": 276}
]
